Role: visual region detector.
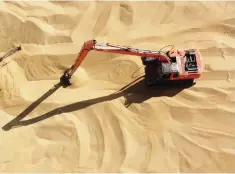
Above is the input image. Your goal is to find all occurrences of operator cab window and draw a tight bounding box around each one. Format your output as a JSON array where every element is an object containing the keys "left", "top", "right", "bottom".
[{"left": 185, "top": 51, "right": 197, "bottom": 72}]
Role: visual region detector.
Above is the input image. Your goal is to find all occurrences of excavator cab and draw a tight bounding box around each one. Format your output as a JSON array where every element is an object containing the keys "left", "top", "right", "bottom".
[
  {"left": 185, "top": 50, "right": 198, "bottom": 72},
  {"left": 141, "top": 48, "right": 202, "bottom": 87}
]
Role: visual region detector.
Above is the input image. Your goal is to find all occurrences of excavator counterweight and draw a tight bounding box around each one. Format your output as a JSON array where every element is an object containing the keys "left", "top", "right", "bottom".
[{"left": 60, "top": 40, "right": 203, "bottom": 88}]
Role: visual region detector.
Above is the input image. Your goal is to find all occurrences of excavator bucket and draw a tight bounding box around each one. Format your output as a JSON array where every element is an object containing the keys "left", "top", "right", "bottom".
[{"left": 60, "top": 70, "right": 72, "bottom": 88}]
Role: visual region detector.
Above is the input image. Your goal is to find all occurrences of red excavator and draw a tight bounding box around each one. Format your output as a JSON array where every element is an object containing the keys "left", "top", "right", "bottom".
[{"left": 60, "top": 40, "right": 203, "bottom": 87}]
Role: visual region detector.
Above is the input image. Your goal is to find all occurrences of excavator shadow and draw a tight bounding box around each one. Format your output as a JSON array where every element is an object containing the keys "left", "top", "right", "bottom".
[
  {"left": 2, "top": 76, "right": 193, "bottom": 131},
  {"left": 115, "top": 75, "right": 194, "bottom": 107},
  {"left": 2, "top": 82, "right": 62, "bottom": 131}
]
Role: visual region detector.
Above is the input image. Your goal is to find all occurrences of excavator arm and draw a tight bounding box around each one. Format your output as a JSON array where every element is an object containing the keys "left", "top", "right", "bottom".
[
  {"left": 60, "top": 40, "right": 172, "bottom": 87},
  {"left": 0, "top": 46, "right": 21, "bottom": 63}
]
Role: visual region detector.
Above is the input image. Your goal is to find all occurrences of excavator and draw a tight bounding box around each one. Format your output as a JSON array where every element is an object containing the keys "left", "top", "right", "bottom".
[
  {"left": 60, "top": 40, "right": 203, "bottom": 88},
  {"left": 0, "top": 45, "right": 21, "bottom": 63}
]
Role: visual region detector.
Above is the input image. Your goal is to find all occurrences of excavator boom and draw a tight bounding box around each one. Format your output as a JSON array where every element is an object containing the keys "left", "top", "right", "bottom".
[
  {"left": 60, "top": 40, "right": 171, "bottom": 87},
  {"left": 0, "top": 46, "right": 21, "bottom": 62}
]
